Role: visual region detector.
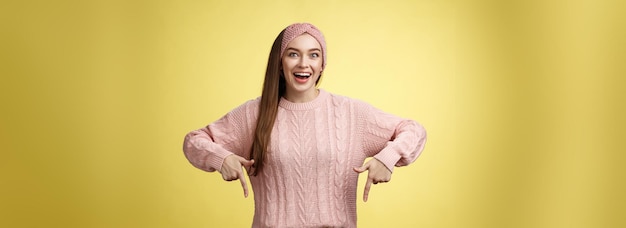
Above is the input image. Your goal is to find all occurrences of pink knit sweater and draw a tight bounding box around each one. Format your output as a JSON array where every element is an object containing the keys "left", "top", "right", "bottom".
[{"left": 183, "top": 89, "right": 426, "bottom": 228}]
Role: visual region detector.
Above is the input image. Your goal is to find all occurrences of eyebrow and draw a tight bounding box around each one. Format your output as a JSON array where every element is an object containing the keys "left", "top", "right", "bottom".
[{"left": 286, "top": 47, "right": 321, "bottom": 52}]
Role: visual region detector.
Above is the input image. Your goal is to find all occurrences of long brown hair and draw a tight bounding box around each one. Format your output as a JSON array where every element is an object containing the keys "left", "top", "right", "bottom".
[{"left": 250, "top": 30, "right": 286, "bottom": 176}]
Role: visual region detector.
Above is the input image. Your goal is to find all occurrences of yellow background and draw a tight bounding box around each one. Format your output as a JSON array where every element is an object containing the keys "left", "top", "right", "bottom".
[{"left": 1, "top": 0, "right": 624, "bottom": 227}]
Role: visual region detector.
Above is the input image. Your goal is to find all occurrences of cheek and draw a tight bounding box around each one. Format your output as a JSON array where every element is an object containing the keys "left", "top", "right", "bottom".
[
  {"left": 309, "top": 57, "right": 321, "bottom": 67},
  {"left": 313, "top": 60, "right": 323, "bottom": 72},
  {"left": 282, "top": 59, "right": 296, "bottom": 70}
]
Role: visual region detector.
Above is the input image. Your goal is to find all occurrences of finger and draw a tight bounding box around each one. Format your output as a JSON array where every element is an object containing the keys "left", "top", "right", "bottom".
[
  {"left": 223, "top": 171, "right": 236, "bottom": 181},
  {"left": 238, "top": 170, "right": 249, "bottom": 198},
  {"left": 243, "top": 159, "right": 255, "bottom": 168},
  {"left": 353, "top": 164, "right": 369, "bottom": 173},
  {"left": 363, "top": 177, "right": 373, "bottom": 202},
  {"left": 373, "top": 178, "right": 388, "bottom": 184},
  {"left": 236, "top": 156, "right": 254, "bottom": 167}
]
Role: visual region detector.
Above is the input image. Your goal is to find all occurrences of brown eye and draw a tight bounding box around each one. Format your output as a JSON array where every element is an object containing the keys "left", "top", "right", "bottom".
[
  {"left": 288, "top": 52, "right": 298, "bottom": 57},
  {"left": 310, "top": 53, "right": 319, "bottom": 58}
]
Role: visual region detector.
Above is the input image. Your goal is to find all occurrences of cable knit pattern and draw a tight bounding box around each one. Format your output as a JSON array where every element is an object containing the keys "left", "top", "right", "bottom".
[{"left": 183, "top": 89, "right": 427, "bottom": 228}]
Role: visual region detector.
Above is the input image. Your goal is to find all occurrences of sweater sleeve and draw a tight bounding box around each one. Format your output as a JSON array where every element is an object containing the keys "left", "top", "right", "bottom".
[
  {"left": 360, "top": 102, "right": 427, "bottom": 172},
  {"left": 182, "top": 100, "right": 257, "bottom": 172}
]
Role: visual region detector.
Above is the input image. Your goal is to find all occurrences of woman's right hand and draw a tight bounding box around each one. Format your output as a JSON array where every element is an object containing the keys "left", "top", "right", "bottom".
[{"left": 220, "top": 154, "right": 255, "bottom": 198}]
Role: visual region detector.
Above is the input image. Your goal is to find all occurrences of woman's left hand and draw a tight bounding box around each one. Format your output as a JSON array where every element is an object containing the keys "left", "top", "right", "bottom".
[{"left": 353, "top": 158, "right": 392, "bottom": 202}]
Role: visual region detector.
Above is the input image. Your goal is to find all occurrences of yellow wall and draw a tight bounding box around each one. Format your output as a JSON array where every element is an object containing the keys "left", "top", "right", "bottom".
[{"left": 1, "top": 0, "right": 624, "bottom": 227}]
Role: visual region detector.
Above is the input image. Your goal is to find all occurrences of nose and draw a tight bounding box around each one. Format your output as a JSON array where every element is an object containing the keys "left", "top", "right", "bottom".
[{"left": 297, "top": 56, "right": 309, "bottom": 68}]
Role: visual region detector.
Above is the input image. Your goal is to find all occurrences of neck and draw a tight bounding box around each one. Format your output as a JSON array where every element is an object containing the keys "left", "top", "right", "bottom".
[{"left": 283, "top": 88, "right": 319, "bottom": 103}]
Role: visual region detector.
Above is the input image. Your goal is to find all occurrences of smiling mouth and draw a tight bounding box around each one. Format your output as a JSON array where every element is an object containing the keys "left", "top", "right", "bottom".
[{"left": 294, "top": 72, "right": 311, "bottom": 79}]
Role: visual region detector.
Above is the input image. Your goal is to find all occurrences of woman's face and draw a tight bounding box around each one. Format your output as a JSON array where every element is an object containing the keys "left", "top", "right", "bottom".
[{"left": 281, "top": 33, "right": 323, "bottom": 100}]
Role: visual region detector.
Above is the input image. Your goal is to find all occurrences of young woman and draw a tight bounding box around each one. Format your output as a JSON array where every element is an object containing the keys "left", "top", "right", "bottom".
[{"left": 183, "top": 23, "right": 427, "bottom": 228}]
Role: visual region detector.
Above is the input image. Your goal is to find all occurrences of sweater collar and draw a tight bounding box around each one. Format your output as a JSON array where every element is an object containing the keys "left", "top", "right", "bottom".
[{"left": 279, "top": 89, "right": 329, "bottom": 110}]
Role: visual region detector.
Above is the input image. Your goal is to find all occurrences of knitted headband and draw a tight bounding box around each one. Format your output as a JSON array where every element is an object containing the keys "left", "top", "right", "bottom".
[{"left": 280, "top": 23, "right": 327, "bottom": 70}]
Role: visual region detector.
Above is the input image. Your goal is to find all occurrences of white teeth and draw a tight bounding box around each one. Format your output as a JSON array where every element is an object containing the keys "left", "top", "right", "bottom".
[{"left": 294, "top": 73, "right": 311, "bottom": 77}]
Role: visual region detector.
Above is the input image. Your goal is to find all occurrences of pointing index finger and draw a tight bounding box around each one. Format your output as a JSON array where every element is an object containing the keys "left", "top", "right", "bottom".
[
  {"left": 363, "top": 177, "right": 373, "bottom": 202},
  {"left": 238, "top": 170, "right": 249, "bottom": 198}
]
